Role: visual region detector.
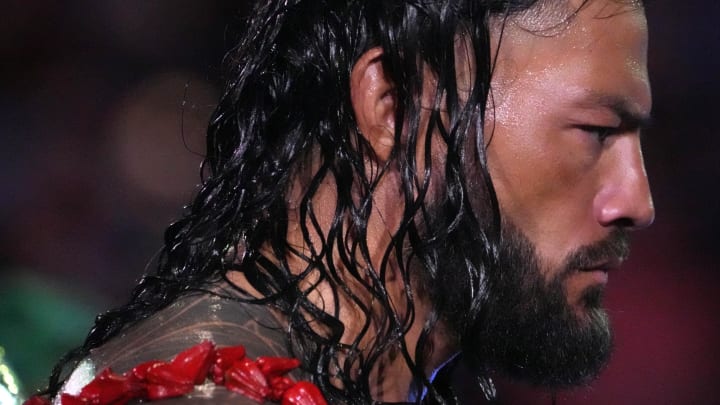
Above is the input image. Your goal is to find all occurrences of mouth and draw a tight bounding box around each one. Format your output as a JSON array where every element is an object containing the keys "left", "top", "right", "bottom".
[
  {"left": 581, "top": 256, "right": 623, "bottom": 272},
  {"left": 577, "top": 257, "right": 623, "bottom": 284}
]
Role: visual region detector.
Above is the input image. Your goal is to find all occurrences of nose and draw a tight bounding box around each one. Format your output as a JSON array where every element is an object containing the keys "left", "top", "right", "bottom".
[{"left": 594, "top": 136, "right": 655, "bottom": 230}]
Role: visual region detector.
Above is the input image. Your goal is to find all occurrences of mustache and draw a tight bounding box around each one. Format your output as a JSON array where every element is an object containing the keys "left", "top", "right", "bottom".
[{"left": 562, "top": 228, "right": 631, "bottom": 276}]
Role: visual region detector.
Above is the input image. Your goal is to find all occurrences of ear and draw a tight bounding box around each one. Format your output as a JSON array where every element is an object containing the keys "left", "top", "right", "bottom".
[{"left": 350, "top": 47, "right": 396, "bottom": 162}]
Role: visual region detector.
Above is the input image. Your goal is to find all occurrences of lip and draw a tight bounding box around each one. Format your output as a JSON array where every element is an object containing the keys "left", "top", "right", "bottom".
[
  {"left": 577, "top": 258, "right": 623, "bottom": 284},
  {"left": 580, "top": 257, "right": 623, "bottom": 273},
  {"left": 580, "top": 268, "right": 609, "bottom": 284}
]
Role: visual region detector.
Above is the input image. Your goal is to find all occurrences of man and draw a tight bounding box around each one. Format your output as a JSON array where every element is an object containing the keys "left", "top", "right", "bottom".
[{"left": 43, "top": 0, "right": 653, "bottom": 403}]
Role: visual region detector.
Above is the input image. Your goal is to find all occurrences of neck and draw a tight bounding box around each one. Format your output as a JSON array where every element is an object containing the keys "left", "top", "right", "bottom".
[
  {"left": 227, "top": 211, "right": 460, "bottom": 402},
  {"left": 365, "top": 307, "right": 458, "bottom": 402}
]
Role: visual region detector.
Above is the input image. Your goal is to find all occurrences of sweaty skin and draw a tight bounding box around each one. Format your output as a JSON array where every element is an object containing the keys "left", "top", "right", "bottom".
[
  {"left": 485, "top": 0, "right": 654, "bottom": 312},
  {"left": 233, "top": 1, "right": 654, "bottom": 401}
]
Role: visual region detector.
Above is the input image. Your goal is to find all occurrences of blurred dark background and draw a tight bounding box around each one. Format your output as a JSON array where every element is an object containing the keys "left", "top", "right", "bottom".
[{"left": 0, "top": 1, "right": 717, "bottom": 403}]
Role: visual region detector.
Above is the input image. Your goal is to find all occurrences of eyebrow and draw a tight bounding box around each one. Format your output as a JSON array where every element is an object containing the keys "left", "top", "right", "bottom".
[{"left": 573, "top": 91, "right": 653, "bottom": 130}]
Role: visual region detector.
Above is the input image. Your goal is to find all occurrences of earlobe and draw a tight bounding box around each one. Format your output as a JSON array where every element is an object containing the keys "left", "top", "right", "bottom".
[{"left": 350, "top": 47, "right": 396, "bottom": 162}]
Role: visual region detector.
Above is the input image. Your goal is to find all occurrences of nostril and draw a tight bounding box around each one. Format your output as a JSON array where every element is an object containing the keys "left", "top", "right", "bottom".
[{"left": 611, "top": 217, "right": 635, "bottom": 228}]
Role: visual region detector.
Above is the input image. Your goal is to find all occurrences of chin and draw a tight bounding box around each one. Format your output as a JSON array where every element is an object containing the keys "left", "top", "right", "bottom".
[{"left": 459, "top": 275, "right": 614, "bottom": 388}]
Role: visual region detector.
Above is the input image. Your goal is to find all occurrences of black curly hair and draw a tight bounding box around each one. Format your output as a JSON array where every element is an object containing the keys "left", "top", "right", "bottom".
[{"left": 44, "top": 0, "right": 626, "bottom": 403}]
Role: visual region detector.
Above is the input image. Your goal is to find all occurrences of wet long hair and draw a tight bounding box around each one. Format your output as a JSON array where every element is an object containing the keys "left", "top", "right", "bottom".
[{"left": 48, "top": 0, "right": 551, "bottom": 403}]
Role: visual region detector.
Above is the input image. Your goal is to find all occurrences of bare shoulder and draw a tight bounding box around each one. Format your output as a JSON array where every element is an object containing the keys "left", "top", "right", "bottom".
[
  {"left": 58, "top": 290, "right": 290, "bottom": 402},
  {"left": 87, "top": 290, "right": 288, "bottom": 370},
  {"left": 135, "top": 385, "right": 261, "bottom": 404}
]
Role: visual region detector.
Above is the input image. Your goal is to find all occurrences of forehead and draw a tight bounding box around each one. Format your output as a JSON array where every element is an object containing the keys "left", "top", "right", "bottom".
[
  {"left": 510, "top": 0, "right": 645, "bottom": 32},
  {"left": 496, "top": 0, "right": 649, "bottom": 69},
  {"left": 488, "top": 0, "right": 650, "bottom": 119}
]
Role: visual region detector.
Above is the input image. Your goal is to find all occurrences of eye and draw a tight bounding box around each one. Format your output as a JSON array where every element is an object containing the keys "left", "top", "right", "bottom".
[{"left": 577, "top": 125, "right": 615, "bottom": 143}]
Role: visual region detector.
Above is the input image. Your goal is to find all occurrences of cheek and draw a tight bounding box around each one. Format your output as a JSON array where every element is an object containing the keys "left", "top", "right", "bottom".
[
  {"left": 486, "top": 64, "right": 598, "bottom": 210},
  {"left": 488, "top": 116, "right": 589, "bottom": 208},
  {"left": 486, "top": 115, "right": 599, "bottom": 264}
]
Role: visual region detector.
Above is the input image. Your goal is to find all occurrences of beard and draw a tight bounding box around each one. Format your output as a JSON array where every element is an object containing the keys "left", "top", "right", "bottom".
[{"left": 432, "top": 220, "right": 630, "bottom": 388}]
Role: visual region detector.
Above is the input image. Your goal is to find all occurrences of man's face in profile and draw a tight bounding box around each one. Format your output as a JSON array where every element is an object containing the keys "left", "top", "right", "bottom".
[{"left": 448, "top": 0, "right": 654, "bottom": 387}]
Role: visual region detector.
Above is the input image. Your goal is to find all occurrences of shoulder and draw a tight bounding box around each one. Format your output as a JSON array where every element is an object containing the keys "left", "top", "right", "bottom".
[
  {"left": 58, "top": 290, "right": 289, "bottom": 403},
  {"left": 132, "top": 385, "right": 262, "bottom": 404},
  {"left": 89, "top": 290, "right": 287, "bottom": 369}
]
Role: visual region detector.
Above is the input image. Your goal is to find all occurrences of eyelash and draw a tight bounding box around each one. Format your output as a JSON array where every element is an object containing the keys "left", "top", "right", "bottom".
[{"left": 577, "top": 125, "right": 615, "bottom": 142}]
